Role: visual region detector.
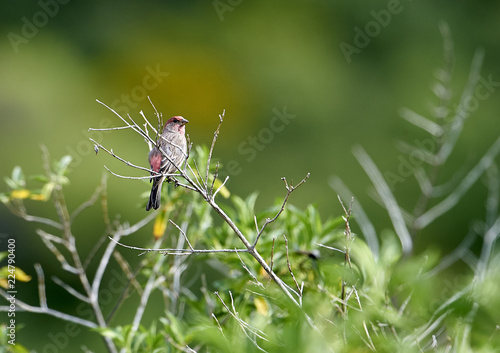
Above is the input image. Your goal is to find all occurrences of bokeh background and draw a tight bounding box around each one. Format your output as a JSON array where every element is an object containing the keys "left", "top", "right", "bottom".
[{"left": 1, "top": 0, "right": 500, "bottom": 350}]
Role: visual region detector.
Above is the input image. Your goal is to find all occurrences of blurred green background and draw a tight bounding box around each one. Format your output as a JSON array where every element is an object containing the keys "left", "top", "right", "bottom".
[{"left": 1, "top": 0, "right": 500, "bottom": 350}]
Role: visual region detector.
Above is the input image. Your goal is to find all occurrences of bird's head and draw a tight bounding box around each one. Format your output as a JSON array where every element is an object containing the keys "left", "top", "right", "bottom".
[{"left": 164, "top": 116, "right": 189, "bottom": 134}]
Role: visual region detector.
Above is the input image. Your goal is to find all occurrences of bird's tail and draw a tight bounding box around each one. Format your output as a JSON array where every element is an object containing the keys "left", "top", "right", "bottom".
[{"left": 146, "top": 177, "right": 163, "bottom": 211}]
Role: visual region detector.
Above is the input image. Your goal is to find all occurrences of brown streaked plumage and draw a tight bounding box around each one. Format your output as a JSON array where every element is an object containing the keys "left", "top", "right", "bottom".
[{"left": 146, "top": 116, "right": 188, "bottom": 211}]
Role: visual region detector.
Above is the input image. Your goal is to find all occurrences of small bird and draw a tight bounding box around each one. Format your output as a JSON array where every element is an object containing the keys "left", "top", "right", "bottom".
[{"left": 146, "top": 116, "right": 189, "bottom": 211}]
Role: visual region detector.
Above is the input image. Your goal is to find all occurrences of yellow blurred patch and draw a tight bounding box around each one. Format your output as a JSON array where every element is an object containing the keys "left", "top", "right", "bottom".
[
  {"left": 30, "top": 193, "right": 47, "bottom": 201},
  {"left": 11, "top": 189, "right": 30, "bottom": 199},
  {"left": 0, "top": 266, "right": 31, "bottom": 288},
  {"left": 254, "top": 297, "right": 269, "bottom": 316},
  {"left": 15, "top": 268, "right": 32, "bottom": 282},
  {"left": 259, "top": 267, "right": 270, "bottom": 280},
  {"left": 153, "top": 208, "right": 168, "bottom": 240}
]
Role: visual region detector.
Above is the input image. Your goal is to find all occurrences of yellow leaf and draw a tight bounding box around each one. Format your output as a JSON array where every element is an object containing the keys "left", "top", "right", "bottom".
[
  {"left": 0, "top": 278, "right": 7, "bottom": 289},
  {"left": 11, "top": 189, "right": 30, "bottom": 199},
  {"left": 30, "top": 193, "right": 47, "bottom": 201},
  {"left": 15, "top": 268, "right": 32, "bottom": 282},
  {"left": 259, "top": 267, "right": 270, "bottom": 280},
  {"left": 254, "top": 297, "right": 269, "bottom": 316},
  {"left": 153, "top": 209, "right": 168, "bottom": 240}
]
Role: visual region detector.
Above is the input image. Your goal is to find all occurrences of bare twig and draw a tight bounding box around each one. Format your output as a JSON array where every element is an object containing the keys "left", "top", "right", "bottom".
[
  {"left": 283, "top": 235, "right": 301, "bottom": 298},
  {"left": 205, "top": 110, "right": 224, "bottom": 188},
  {"left": 52, "top": 276, "right": 91, "bottom": 303},
  {"left": 212, "top": 176, "right": 229, "bottom": 200},
  {"left": 352, "top": 145, "right": 413, "bottom": 255},
  {"left": 415, "top": 136, "right": 500, "bottom": 230},
  {"left": 315, "top": 243, "right": 345, "bottom": 254},
  {"left": 169, "top": 219, "right": 194, "bottom": 251},
  {"left": 212, "top": 313, "right": 225, "bottom": 338},
  {"left": 253, "top": 174, "right": 310, "bottom": 248},
  {"left": 338, "top": 195, "right": 354, "bottom": 269},
  {"left": 108, "top": 237, "right": 248, "bottom": 256},
  {"left": 269, "top": 237, "right": 276, "bottom": 280},
  {"left": 215, "top": 291, "right": 270, "bottom": 352},
  {"left": 92, "top": 101, "right": 314, "bottom": 320},
  {"left": 236, "top": 250, "right": 264, "bottom": 288},
  {"left": 0, "top": 289, "right": 98, "bottom": 328},
  {"left": 35, "top": 264, "right": 48, "bottom": 310},
  {"left": 72, "top": 177, "right": 108, "bottom": 267}
]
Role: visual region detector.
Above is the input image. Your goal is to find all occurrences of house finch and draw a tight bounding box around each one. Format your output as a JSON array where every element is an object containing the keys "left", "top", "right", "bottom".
[{"left": 146, "top": 116, "right": 189, "bottom": 211}]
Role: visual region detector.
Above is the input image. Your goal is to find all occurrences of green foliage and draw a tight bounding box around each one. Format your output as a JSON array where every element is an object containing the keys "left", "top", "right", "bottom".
[
  {"left": 2, "top": 36, "right": 500, "bottom": 350},
  {"left": 2, "top": 142, "right": 500, "bottom": 352}
]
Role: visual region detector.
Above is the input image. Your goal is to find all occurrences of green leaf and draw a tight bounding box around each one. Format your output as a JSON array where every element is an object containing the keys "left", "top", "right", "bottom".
[
  {"left": 30, "top": 174, "right": 49, "bottom": 183},
  {"left": 4, "top": 177, "right": 18, "bottom": 190},
  {"left": 11, "top": 166, "right": 25, "bottom": 186},
  {"left": 54, "top": 155, "right": 73, "bottom": 176}
]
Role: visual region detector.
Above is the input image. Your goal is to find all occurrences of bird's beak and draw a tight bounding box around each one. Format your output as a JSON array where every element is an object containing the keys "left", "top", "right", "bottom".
[{"left": 180, "top": 117, "right": 189, "bottom": 126}]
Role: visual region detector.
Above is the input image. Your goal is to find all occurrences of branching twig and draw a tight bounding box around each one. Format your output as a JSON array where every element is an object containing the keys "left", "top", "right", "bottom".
[
  {"left": 253, "top": 174, "right": 310, "bottom": 248},
  {"left": 92, "top": 102, "right": 313, "bottom": 321},
  {"left": 215, "top": 291, "right": 270, "bottom": 352},
  {"left": 205, "top": 111, "right": 224, "bottom": 189},
  {"left": 283, "top": 235, "right": 301, "bottom": 299},
  {"left": 108, "top": 237, "right": 248, "bottom": 256}
]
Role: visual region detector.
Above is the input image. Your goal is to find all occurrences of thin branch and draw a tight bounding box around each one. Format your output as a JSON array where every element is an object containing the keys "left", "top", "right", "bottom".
[
  {"left": 106, "top": 256, "right": 144, "bottom": 324},
  {"left": 316, "top": 243, "right": 345, "bottom": 254},
  {"left": 88, "top": 126, "right": 132, "bottom": 132},
  {"left": 92, "top": 210, "right": 159, "bottom": 298},
  {"left": 11, "top": 211, "right": 63, "bottom": 230},
  {"left": 329, "top": 176, "right": 379, "bottom": 260},
  {"left": 212, "top": 176, "right": 229, "bottom": 200},
  {"left": 210, "top": 162, "right": 219, "bottom": 196},
  {"left": 353, "top": 145, "right": 413, "bottom": 255},
  {"left": 0, "top": 289, "right": 98, "bottom": 328},
  {"left": 96, "top": 99, "right": 153, "bottom": 144},
  {"left": 37, "top": 229, "right": 79, "bottom": 274},
  {"left": 436, "top": 48, "right": 485, "bottom": 163},
  {"left": 169, "top": 219, "right": 194, "bottom": 251},
  {"left": 253, "top": 173, "right": 310, "bottom": 248},
  {"left": 90, "top": 138, "right": 158, "bottom": 175},
  {"left": 399, "top": 107, "right": 444, "bottom": 137},
  {"left": 205, "top": 110, "right": 225, "bottom": 188},
  {"left": 477, "top": 216, "right": 500, "bottom": 282},
  {"left": 212, "top": 313, "right": 225, "bottom": 338},
  {"left": 236, "top": 250, "right": 264, "bottom": 288},
  {"left": 215, "top": 291, "right": 270, "bottom": 352},
  {"left": 129, "top": 238, "right": 166, "bottom": 338},
  {"left": 270, "top": 237, "right": 276, "bottom": 278},
  {"left": 92, "top": 101, "right": 315, "bottom": 321},
  {"left": 35, "top": 264, "right": 48, "bottom": 310},
  {"left": 424, "top": 230, "right": 476, "bottom": 279},
  {"left": 339, "top": 195, "right": 354, "bottom": 269},
  {"left": 283, "top": 235, "right": 301, "bottom": 299},
  {"left": 415, "top": 136, "right": 500, "bottom": 230},
  {"left": 52, "top": 276, "right": 91, "bottom": 303},
  {"left": 171, "top": 204, "right": 195, "bottom": 314},
  {"left": 110, "top": 237, "right": 248, "bottom": 256},
  {"left": 70, "top": 180, "right": 104, "bottom": 223}
]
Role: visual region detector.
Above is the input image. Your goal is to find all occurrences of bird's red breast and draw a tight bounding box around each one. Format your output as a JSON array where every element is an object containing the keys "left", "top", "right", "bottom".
[{"left": 148, "top": 148, "right": 162, "bottom": 172}]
